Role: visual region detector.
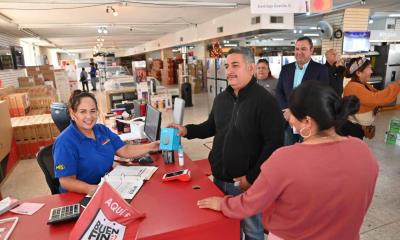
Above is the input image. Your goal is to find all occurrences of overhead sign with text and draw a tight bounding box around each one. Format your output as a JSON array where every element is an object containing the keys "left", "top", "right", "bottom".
[{"left": 251, "top": 0, "right": 308, "bottom": 14}]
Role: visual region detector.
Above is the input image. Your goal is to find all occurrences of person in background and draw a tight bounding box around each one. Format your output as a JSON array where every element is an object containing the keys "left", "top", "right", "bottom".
[
  {"left": 254, "top": 59, "right": 278, "bottom": 96},
  {"left": 276, "top": 36, "right": 329, "bottom": 145},
  {"left": 170, "top": 47, "right": 284, "bottom": 240},
  {"left": 53, "top": 90, "right": 159, "bottom": 195},
  {"left": 80, "top": 67, "right": 89, "bottom": 92},
  {"left": 325, "top": 49, "right": 346, "bottom": 96},
  {"left": 90, "top": 63, "right": 97, "bottom": 91},
  {"left": 340, "top": 57, "right": 400, "bottom": 139},
  {"left": 198, "top": 81, "right": 379, "bottom": 240}
]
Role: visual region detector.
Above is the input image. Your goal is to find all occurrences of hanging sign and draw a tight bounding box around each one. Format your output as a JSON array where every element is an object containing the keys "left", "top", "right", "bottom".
[{"left": 251, "top": 0, "right": 308, "bottom": 14}]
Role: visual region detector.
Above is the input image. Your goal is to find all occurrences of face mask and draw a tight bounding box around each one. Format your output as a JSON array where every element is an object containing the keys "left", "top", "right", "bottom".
[{"left": 292, "top": 125, "right": 299, "bottom": 134}]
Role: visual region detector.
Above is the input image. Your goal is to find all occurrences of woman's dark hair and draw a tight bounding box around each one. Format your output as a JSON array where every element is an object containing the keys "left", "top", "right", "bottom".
[
  {"left": 345, "top": 57, "right": 371, "bottom": 82},
  {"left": 289, "top": 81, "right": 360, "bottom": 132},
  {"left": 68, "top": 89, "right": 98, "bottom": 112},
  {"left": 257, "top": 59, "right": 273, "bottom": 78}
]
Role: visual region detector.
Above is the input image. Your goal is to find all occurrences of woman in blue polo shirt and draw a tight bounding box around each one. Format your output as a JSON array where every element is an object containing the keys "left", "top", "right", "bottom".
[{"left": 53, "top": 90, "right": 159, "bottom": 195}]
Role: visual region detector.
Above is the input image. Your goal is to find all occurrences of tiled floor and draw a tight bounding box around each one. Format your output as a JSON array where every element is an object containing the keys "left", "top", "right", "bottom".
[{"left": 1, "top": 90, "right": 399, "bottom": 239}]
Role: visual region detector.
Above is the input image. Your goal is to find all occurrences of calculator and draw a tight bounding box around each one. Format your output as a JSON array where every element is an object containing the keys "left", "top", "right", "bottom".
[{"left": 47, "top": 203, "right": 81, "bottom": 224}]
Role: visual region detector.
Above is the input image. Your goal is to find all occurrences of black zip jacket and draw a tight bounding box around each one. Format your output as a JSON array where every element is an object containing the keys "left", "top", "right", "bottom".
[{"left": 185, "top": 78, "right": 284, "bottom": 183}]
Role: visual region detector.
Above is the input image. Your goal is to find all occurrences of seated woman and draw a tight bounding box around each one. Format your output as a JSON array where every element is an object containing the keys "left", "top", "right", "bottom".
[
  {"left": 198, "top": 81, "right": 379, "bottom": 240},
  {"left": 340, "top": 57, "right": 400, "bottom": 139},
  {"left": 53, "top": 90, "right": 159, "bottom": 195}
]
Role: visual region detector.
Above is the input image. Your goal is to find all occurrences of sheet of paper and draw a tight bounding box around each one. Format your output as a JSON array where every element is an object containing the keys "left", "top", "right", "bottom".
[
  {"left": 109, "top": 165, "right": 158, "bottom": 180},
  {"left": 10, "top": 203, "right": 44, "bottom": 215},
  {"left": 103, "top": 177, "right": 144, "bottom": 200}
]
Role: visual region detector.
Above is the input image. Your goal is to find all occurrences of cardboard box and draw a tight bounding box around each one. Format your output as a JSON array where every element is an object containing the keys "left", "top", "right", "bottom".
[
  {"left": 0, "top": 101, "right": 12, "bottom": 161},
  {"left": 4, "top": 93, "right": 30, "bottom": 117}
]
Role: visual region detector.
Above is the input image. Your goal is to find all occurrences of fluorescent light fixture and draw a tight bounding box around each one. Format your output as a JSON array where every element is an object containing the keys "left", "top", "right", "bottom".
[
  {"left": 389, "top": 14, "right": 400, "bottom": 17},
  {"left": 309, "top": 27, "right": 317, "bottom": 30},
  {"left": 224, "top": 44, "right": 238, "bottom": 47},
  {"left": 303, "top": 33, "right": 319, "bottom": 36},
  {"left": 0, "top": 12, "right": 13, "bottom": 24},
  {"left": 272, "top": 38, "right": 284, "bottom": 41}
]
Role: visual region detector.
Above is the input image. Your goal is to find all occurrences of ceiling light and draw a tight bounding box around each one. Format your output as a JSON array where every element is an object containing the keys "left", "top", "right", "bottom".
[
  {"left": 97, "top": 28, "right": 102, "bottom": 33},
  {"left": 103, "top": 29, "right": 108, "bottom": 34},
  {"left": 360, "top": 0, "right": 366, "bottom": 5},
  {"left": 299, "top": 30, "right": 303, "bottom": 34},
  {"left": 303, "top": 33, "right": 319, "bottom": 36},
  {"left": 113, "top": 11, "right": 119, "bottom": 17},
  {"left": 272, "top": 38, "right": 284, "bottom": 41},
  {"left": 293, "top": 29, "right": 297, "bottom": 33},
  {"left": 306, "top": 12, "right": 311, "bottom": 16},
  {"left": 389, "top": 14, "right": 400, "bottom": 17}
]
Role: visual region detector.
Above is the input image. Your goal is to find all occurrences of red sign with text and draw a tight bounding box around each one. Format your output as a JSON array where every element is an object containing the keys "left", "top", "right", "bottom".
[{"left": 69, "top": 182, "right": 145, "bottom": 240}]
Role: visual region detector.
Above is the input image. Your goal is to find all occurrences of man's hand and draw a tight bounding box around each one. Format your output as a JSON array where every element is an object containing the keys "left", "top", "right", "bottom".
[
  {"left": 147, "top": 140, "right": 160, "bottom": 152},
  {"left": 234, "top": 176, "right": 251, "bottom": 191},
  {"left": 167, "top": 123, "right": 188, "bottom": 137},
  {"left": 197, "top": 197, "right": 223, "bottom": 211}
]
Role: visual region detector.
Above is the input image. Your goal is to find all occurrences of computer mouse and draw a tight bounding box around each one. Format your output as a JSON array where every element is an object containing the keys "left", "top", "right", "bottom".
[{"left": 138, "top": 156, "right": 153, "bottom": 164}]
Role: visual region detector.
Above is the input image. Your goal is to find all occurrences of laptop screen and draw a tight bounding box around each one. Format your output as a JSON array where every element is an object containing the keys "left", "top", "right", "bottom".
[{"left": 144, "top": 104, "right": 161, "bottom": 142}]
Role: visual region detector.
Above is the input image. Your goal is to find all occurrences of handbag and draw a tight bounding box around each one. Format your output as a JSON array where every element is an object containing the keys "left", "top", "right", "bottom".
[{"left": 362, "top": 125, "right": 376, "bottom": 139}]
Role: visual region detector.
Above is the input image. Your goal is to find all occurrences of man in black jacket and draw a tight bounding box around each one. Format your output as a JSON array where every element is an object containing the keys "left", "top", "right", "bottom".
[
  {"left": 170, "top": 47, "right": 284, "bottom": 240},
  {"left": 276, "top": 36, "right": 329, "bottom": 145},
  {"left": 325, "top": 49, "right": 345, "bottom": 96}
]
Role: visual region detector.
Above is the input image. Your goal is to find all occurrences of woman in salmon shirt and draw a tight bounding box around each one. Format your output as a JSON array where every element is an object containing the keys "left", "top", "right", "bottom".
[
  {"left": 340, "top": 57, "right": 400, "bottom": 139},
  {"left": 197, "top": 81, "right": 379, "bottom": 240}
]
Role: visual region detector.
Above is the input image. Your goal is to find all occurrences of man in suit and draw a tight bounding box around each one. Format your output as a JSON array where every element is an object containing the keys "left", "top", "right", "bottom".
[{"left": 276, "top": 36, "right": 329, "bottom": 145}]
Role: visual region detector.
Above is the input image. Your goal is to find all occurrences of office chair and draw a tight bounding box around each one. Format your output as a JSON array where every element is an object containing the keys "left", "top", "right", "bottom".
[
  {"left": 50, "top": 102, "right": 71, "bottom": 132},
  {"left": 36, "top": 144, "right": 60, "bottom": 194}
]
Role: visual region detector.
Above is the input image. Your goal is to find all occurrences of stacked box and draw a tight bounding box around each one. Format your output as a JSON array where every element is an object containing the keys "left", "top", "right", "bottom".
[
  {"left": 0, "top": 86, "right": 16, "bottom": 99},
  {"left": 15, "top": 85, "right": 56, "bottom": 98},
  {"left": 26, "top": 65, "right": 55, "bottom": 87},
  {"left": 18, "top": 77, "right": 35, "bottom": 87},
  {"left": 15, "top": 85, "right": 56, "bottom": 112},
  {"left": 385, "top": 118, "right": 400, "bottom": 145},
  {"left": 30, "top": 97, "right": 54, "bottom": 110},
  {"left": 11, "top": 114, "right": 59, "bottom": 159},
  {"left": 54, "top": 70, "right": 72, "bottom": 103},
  {"left": 4, "top": 93, "right": 30, "bottom": 117}
]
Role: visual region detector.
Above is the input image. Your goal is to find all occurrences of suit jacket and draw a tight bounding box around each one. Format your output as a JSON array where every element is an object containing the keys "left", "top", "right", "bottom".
[{"left": 276, "top": 60, "right": 329, "bottom": 109}]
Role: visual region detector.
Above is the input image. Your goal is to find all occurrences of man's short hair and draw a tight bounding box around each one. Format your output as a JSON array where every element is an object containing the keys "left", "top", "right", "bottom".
[
  {"left": 228, "top": 47, "right": 255, "bottom": 64},
  {"left": 296, "top": 36, "right": 313, "bottom": 49},
  {"left": 325, "top": 49, "right": 336, "bottom": 56}
]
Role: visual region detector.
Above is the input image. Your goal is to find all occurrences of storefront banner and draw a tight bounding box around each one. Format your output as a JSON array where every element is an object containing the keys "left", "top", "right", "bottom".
[{"left": 251, "top": 0, "right": 308, "bottom": 14}]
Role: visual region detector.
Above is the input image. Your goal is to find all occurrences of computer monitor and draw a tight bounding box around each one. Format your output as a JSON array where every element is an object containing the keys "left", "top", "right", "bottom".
[
  {"left": 144, "top": 104, "right": 162, "bottom": 142},
  {"left": 173, "top": 98, "right": 185, "bottom": 125}
]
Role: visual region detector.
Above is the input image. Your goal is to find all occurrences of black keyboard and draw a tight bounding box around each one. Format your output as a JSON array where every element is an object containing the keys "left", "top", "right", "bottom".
[{"left": 47, "top": 203, "right": 80, "bottom": 224}]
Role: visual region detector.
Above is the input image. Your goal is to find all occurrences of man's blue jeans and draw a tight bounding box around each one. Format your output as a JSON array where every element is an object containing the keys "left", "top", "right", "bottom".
[{"left": 213, "top": 178, "right": 264, "bottom": 240}]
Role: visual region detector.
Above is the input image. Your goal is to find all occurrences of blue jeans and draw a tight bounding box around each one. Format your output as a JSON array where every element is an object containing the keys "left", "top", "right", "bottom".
[{"left": 213, "top": 178, "right": 264, "bottom": 240}]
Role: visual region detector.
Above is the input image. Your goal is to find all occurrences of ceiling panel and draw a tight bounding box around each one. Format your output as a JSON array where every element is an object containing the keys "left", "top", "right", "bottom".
[{"left": 0, "top": 0, "right": 399, "bottom": 53}]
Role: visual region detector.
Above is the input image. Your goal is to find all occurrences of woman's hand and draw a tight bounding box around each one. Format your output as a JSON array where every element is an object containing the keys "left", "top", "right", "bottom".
[{"left": 197, "top": 197, "right": 223, "bottom": 211}]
